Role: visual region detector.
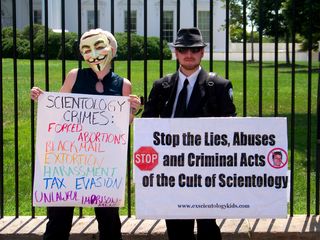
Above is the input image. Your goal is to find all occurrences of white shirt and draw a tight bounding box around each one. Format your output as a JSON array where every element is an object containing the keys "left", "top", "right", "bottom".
[{"left": 171, "top": 67, "right": 202, "bottom": 117}]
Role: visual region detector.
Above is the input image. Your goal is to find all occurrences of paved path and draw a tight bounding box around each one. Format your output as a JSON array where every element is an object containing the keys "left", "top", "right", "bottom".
[{"left": 0, "top": 215, "right": 319, "bottom": 239}]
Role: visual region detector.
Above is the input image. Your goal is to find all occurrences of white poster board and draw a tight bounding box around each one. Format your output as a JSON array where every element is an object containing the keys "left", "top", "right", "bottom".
[
  {"left": 133, "top": 117, "right": 288, "bottom": 219},
  {"left": 33, "top": 92, "right": 130, "bottom": 207}
]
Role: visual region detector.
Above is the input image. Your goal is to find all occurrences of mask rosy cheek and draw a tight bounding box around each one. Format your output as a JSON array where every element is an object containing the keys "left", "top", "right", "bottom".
[
  {"left": 98, "top": 49, "right": 109, "bottom": 55},
  {"left": 82, "top": 53, "right": 91, "bottom": 59}
]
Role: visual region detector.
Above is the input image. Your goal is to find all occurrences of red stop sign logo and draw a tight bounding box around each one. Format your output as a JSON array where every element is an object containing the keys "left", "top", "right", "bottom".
[{"left": 134, "top": 146, "right": 158, "bottom": 171}]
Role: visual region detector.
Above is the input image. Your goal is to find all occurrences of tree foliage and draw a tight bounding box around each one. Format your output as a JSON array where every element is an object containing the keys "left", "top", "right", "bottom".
[
  {"left": 282, "top": 0, "right": 320, "bottom": 50},
  {"left": 227, "top": 0, "right": 319, "bottom": 49},
  {"left": 250, "top": 0, "right": 287, "bottom": 39}
]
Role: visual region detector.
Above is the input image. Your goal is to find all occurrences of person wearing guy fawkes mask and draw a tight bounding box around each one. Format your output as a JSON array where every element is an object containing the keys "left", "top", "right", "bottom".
[{"left": 31, "top": 29, "right": 141, "bottom": 240}]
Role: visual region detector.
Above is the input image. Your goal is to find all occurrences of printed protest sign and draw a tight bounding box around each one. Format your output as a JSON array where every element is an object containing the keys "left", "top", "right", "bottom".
[
  {"left": 33, "top": 92, "right": 130, "bottom": 207},
  {"left": 133, "top": 118, "right": 288, "bottom": 219}
]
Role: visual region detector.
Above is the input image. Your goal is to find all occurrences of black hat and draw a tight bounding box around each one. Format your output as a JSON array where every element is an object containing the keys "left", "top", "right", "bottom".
[{"left": 172, "top": 27, "right": 207, "bottom": 48}]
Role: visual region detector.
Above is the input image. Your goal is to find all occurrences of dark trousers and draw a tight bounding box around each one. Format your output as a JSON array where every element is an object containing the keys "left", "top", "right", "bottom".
[
  {"left": 166, "top": 219, "right": 221, "bottom": 240},
  {"left": 43, "top": 206, "right": 122, "bottom": 240}
]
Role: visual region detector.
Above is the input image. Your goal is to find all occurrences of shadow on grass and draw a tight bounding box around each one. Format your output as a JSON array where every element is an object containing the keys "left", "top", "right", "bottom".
[{"left": 246, "top": 62, "right": 319, "bottom": 74}]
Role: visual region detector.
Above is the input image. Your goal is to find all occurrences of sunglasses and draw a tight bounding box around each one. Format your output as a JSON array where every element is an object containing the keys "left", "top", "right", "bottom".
[{"left": 176, "top": 47, "right": 202, "bottom": 54}]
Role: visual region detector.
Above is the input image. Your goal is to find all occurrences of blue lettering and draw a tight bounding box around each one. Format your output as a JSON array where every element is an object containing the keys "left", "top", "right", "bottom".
[{"left": 43, "top": 177, "right": 66, "bottom": 189}]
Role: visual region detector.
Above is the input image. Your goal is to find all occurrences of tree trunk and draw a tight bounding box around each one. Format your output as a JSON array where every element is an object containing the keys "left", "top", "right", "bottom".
[
  {"left": 251, "top": 25, "right": 254, "bottom": 62},
  {"left": 285, "top": 30, "right": 290, "bottom": 64}
]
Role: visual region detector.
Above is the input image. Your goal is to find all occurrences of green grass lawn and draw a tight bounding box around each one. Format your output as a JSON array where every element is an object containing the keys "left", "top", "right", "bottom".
[{"left": 1, "top": 58, "right": 319, "bottom": 216}]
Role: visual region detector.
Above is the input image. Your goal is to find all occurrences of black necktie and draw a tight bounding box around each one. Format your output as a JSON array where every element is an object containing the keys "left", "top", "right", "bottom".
[{"left": 174, "top": 79, "right": 189, "bottom": 117}]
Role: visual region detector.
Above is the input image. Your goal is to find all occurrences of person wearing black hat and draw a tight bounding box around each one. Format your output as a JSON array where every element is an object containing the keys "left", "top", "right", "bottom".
[{"left": 142, "top": 27, "right": 236, "bottom": 240}]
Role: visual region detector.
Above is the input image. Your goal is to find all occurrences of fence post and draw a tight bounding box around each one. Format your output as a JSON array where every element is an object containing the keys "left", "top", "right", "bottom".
[{"left": 316, "top": 41, "right": 320, "bottom": 215}]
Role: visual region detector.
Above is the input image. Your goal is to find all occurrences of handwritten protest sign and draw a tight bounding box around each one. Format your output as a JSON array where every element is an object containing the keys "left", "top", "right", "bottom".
[
  {"left": 133, "top": 118, "right": 288, "bottom": 219},
  {"left": 33, "top": 92, "right": 130, "bottom": 207}
]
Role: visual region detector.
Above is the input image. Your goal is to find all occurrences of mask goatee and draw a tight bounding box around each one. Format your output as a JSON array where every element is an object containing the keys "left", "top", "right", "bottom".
[{"left": 97, "top": 64, "right": 101, "bottom": 71}]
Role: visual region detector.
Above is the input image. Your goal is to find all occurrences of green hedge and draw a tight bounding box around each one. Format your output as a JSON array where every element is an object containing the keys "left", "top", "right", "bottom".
[
  {"left": 1, "top": 25, "right": 172, "bottom": 60},
  {"left": 115, "top": 32, "right": 172, "bottom": 60}
]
